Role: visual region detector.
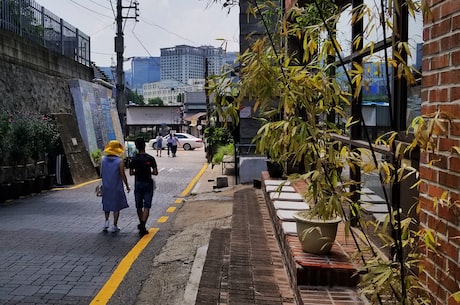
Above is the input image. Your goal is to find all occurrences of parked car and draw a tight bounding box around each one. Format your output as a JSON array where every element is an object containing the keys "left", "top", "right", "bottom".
[
  {"left": 124, "top": 140, "right": 136, "bottom": 167},
  {"left": 149, "top": 133, "right": 203, "bottom": 150}
]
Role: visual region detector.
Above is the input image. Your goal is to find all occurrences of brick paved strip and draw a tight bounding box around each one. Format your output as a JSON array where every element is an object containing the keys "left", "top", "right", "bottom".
[
  {"left": 195, "top": 228, "right": 230, "bottom": 305},
  {"left": 298, "top": 285, "right": 366, "bottom": 304},
  {"left": 229, "top": 188, "right": 295, "bottom": 305}
]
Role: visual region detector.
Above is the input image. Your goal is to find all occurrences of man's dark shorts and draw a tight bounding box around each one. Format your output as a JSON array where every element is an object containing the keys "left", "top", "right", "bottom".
[{"left": 134, "top": 181, "right": 153, "bottom": 209}]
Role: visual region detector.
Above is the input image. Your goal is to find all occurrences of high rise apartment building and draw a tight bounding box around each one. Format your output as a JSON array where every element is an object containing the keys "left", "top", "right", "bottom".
[
  {"left": 160, "top": 45, "right": 225, "bottom": 83},
  {"left": 129, "top": 57, "right": 160, "bottom": 92}
]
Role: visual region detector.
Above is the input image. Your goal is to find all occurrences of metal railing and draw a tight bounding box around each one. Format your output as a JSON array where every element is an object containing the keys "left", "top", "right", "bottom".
[{"left": 0, "top": 0, "right": 91, "bottom": 66}]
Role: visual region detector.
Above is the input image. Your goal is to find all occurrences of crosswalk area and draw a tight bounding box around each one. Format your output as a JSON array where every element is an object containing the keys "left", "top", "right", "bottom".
[{"left": 157, "top": 167, "right": 182, "bottom": 173}]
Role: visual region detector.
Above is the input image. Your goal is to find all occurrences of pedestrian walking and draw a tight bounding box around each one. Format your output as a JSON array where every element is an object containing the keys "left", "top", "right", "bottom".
[
  {"left": 167, "top": 133, "right": 173, "bottom": 156},
  {"left": 155, "top": 134, "right": 163, "bottom": 157},
  {"left": 170, "top": 133, "right": 180, "bottom": 157},
  {"left": 129, "top": 138, "right": 158, "bottom": 236},
  {"left": 101, "top": 140, "right": 130, "bottom": 233}
]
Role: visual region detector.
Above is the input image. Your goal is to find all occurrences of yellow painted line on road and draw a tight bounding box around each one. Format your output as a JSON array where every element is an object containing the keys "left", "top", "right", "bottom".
[
  {"left": 180, "top": 163, "right": 208, "bottom": 197},
  {"left": 157, "top": 216, "right": 169, "bottom": 223},
  {"left": 69, "top": 179, "right": 101, "bottom": 189},
  {"left": 89, "top": 228, "right": 159, "bottom": 305},
  {"left": 87, "top": 163, "right": 208, "bottom": 304},
  {"left": 54, "top": 179, "right": 101, "bottom": 191},
  {"left": 166, "top": 207, "right": 176, "bottom": 213}
]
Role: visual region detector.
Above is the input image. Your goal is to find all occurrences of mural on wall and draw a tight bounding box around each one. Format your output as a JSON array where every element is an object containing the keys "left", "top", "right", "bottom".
[{"left": 69, "top": 79, "right": 123, "bottom": 155}]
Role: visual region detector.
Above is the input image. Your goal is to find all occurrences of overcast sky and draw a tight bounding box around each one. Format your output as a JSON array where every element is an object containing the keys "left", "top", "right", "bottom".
[{"left": 35, "top": 0, "right": 240, "bottom": 67}]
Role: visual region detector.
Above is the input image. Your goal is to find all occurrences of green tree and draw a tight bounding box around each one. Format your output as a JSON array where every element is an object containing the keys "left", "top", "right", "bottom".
[
  {"left": 148, "top": 97, "right": 164, "bottom": 106},
  {"left": 127, "top": 89, "right": 144, "bottom": 105},
  {"left": 2, "top": 0, "right": 43, "bottom": 38}
]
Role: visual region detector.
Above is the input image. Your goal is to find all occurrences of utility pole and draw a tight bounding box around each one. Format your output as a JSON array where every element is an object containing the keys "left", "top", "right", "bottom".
[{"left": 115, "top": 0, "right": 139, "bottom": 137}]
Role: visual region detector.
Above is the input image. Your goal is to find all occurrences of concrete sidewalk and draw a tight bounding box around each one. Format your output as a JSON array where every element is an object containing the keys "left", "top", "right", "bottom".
[
  {"left": 178, "top": 163, "right": 296, "bottom": 304},
  {"left": 185, "top": 162, "right": 366, "bottom": 305}
]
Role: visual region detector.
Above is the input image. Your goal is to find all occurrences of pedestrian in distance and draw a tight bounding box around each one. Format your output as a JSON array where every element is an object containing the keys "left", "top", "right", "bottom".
[
  {"left": 167, "top": 132, "right": 173, "bottom": 156},
  {"left": 129, "top": 138, "right": 158, "bottom": 236},
  {"left": 170, "top": 133, "right": 180, "bottom": 157},
  {"left": 155, "top": 134, "right": 163, "bottom": 157},
  {"left": 101, "top": 140, "right": 130, "bottom": 233}
]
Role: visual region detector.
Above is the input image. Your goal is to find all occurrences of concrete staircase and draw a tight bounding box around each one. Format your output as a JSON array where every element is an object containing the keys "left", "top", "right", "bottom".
[
  {"left": 195, "top": 187, "right": 296, "bottom": 304},
  {"left": 261, "top": 172, "right": 368, "bottom": 304}
]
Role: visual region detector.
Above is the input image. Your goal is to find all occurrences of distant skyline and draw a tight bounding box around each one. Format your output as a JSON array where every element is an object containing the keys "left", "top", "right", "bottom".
[{"left": 36, "top": 0, "right": 240, "bottom": 67}]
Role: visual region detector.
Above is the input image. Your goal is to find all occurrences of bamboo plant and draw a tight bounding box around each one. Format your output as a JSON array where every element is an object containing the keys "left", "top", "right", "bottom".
[{"left": 208, "top": 0, "right": 460, "bottom": 303}]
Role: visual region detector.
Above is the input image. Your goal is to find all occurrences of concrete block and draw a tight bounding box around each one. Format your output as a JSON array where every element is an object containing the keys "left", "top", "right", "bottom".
[
  {"left": 215, "top": 176, "right": 228, "bottom": 188},
  {"left": 238, "top": 157, "right": 267, "bottom": 184}
]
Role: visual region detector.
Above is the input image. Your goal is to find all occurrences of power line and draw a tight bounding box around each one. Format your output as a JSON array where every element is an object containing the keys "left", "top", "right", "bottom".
[
  {"left": 122, "top": 0, "right": 135, "bottom": 32},
  {"left": 108, "top": 0, "right": 116, "bottom": 17},
  {"left": 140, "top": 16, "right": 196, "bottom": 44},
  {"left": 89, "top": 22, "right": 115, "bottom": 36},
  {"left": 85, "top": 0, "right": 111, "bottom": 11},
  {"left": 68, "top": 0, "right": 113, "bottom": 19}
]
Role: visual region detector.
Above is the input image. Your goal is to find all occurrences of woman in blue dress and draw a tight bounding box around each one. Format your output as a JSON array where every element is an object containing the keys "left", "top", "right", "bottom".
[{"left": 101, "top": 140, "right": 131, "bottom": 233}]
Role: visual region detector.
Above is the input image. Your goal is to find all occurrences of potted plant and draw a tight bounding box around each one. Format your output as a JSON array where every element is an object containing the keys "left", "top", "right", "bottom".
[
  {"left": 0, "top": 114, "right": 12, "bottom": 202},
  {"left": 204, "top": 126, "right": 234, "bottom": 163},
  {"left": 0, "top": 112, "right": 59, "bottom": 196},
  {"left": 30, "top": 113, "right": 58, "bottom": 193},
  {"left": 91, "top": 149, "right": 103, "bottom": 177},
  {"left": 8, "top": 112, "right": 33, "bottom": 198},
  {"left": 209, "top": 0, "right": 459, "bottom": 303},
  {"left": 235, "top": 1, "right": 349, "bottom": 254}
]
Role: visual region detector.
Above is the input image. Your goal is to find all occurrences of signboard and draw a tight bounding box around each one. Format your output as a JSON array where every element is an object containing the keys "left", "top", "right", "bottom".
[
  {"left": 69, "top": 79, "right": 122, "bottom": 154},
  {"left": 240, "top": 106, "right": 251, "bottom": 118}
]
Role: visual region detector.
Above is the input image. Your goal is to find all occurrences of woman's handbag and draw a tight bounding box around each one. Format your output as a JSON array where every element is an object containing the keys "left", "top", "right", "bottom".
[{"left": 95, "top": 184, "right": 103, "bottom": 197}]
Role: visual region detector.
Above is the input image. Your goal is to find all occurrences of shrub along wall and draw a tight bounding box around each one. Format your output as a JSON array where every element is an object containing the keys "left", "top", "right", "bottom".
[
  {"left": 0, "top": 29, "right": 97, "bottom": 185},
  {"left": 421, "top": 1, "right": 460, "bottom": 303}
]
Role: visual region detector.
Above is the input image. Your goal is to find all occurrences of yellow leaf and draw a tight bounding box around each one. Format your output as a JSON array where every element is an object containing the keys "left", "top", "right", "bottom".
[
  {"left": 452, "top": 291, "right": 460, "bottom": 302},
  {"left": 452, "top": 146, "right": 460, "bottom": 155}
]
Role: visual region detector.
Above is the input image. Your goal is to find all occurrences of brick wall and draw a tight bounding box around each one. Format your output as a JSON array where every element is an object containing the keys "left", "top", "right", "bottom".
[{"left": 421, "top": 1, "right": 460, "bottom": 304}]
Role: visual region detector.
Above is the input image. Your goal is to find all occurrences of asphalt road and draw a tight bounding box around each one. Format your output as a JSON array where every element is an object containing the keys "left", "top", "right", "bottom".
[{"left": 0, "top": 146, "right": 207, "bottom": 305}]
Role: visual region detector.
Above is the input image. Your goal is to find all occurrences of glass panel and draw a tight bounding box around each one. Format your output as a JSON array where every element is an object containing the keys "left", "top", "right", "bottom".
[
  {"left": 336, "top": 5, "right": 353, "bottom": 58},
  {"left": 407, "top": 10, "right": 423, "bottom": 126}
]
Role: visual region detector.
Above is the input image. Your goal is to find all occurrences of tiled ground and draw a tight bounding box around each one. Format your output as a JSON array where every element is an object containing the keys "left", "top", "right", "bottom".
[
  {"left": 261, "top": 171, "right": 369, "bottom": 305},
  {"left": 195, "top": 172, "right": 377, "bottom": 305},
  {"left": 196, "top": 188, "right": 296, "bottom": 305}
]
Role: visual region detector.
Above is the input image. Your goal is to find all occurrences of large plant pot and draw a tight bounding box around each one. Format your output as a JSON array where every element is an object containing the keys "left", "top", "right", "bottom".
[
  {"left": 0, "top": 183, "right": 12, "bottom": 203},
  {"left": 0, "top": 165, "right": 14, "bottom": 184},
  {"left": 23, "top": 178, "right": 35, "bottom": 196},
  {"left": 266, "top": 161, "right": 283, "bottom": 178},
  {"left": 43, "top": 174, "right": 56, "bottom": 190},
  {"left": 33, "top": 176, "right": 46, "bottom": 194},
  {"left": 11, "top": 180, "right": 25, "bottom": 199},
  {"left": 293, "top": 212, "right": 341, "bottom": 255}
]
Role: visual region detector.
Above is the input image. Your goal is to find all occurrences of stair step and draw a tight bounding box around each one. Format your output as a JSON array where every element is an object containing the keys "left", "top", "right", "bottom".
[
  {"left": 270, "top": 192, "right": 304, "bottom": 201},
  {"left": 273, "top": 200, "right": 310, "bottom": 210},
  {"left": 287, "top": 236, "right": 359, "bottom": 287},
  {"left": 298, "top": 286, "right": 366, "bottom": 304},
  {"left": 265, "top": 184, "right": 296, "bottom": 193}
]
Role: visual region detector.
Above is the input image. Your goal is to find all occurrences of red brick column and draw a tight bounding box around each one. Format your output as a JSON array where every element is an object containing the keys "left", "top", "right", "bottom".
[{"left": 421, "top": 1, "right": 460, "bottom": 304}]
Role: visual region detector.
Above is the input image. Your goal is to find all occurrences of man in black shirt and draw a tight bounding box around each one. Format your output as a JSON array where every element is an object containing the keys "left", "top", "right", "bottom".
[{"left": 129, "top": 138, "right": 158, "bottom": 235}]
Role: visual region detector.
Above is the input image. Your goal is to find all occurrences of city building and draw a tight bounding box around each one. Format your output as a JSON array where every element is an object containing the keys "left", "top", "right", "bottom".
[
  {"left": 142, "top": 79, "right": 205, "bottom": 106},
  {"left": 160, "top": 45, "right": 225, "bottom": 83},
  {"left": 128, "top": 56, "right": 160, "bottom": 92}
]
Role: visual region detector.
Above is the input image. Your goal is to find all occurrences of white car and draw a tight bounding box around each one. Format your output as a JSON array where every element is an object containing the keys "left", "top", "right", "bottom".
[{"left": 149, "top": 133, "right": 203, "bottom": 151}]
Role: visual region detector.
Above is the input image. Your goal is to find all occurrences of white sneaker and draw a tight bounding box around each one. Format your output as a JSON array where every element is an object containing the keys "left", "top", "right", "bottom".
[
  {"left": 110, "top": 225, "right": 120, "bottom": 233},
  {"left": 103, "top": 220, "right": 109, "bottom": 231}
]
